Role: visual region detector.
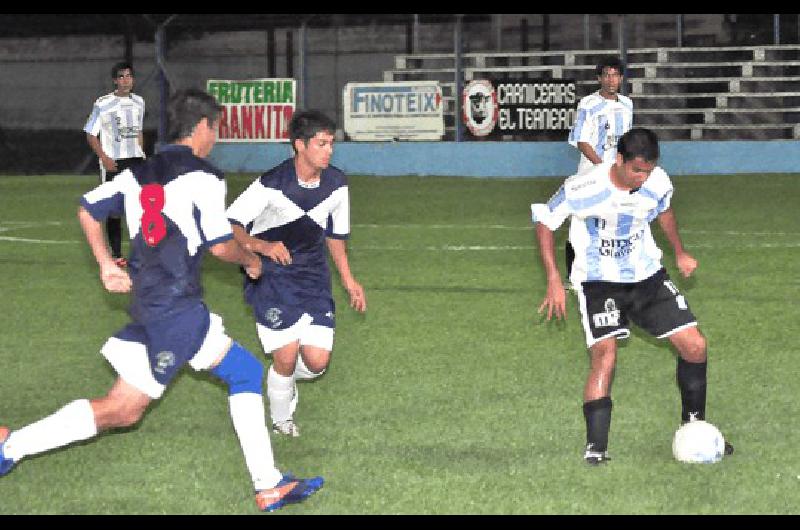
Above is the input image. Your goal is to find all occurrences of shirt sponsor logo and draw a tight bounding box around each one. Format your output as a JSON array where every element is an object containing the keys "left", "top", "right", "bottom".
[{"left": 598, "top": 230, "right": 643, "bottom": 258}]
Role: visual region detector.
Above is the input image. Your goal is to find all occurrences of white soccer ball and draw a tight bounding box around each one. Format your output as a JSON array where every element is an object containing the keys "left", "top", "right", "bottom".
[{"left": 672, "top": 420, "right": 725, "bottom": 464}]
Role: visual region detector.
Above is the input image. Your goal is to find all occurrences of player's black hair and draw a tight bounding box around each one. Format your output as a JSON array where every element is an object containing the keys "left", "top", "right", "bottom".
[
  {"left": 166, "top": 88, "right": 222, "bottom": 142},
  {"left": 111, "top": 61, "right": 134, "bottom": 78},
  {"left": 596, "top": 56, "right": 625, "bottom": 76},
  {"left": 289, "top": 110, "right": 336, "bottom": 153},
  {"left": 617, "top": 128, "right": 660, "bottom": 162}
]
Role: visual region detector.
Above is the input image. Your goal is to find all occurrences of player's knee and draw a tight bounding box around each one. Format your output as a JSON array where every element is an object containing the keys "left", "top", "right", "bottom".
[
  {"left": 302, "top": 354, "right": 329, "bottom": 375},
  {"left": 680, "top": 334, "right": 707, "bottom": 362},
  {"left": 211, "top": 342, "right": 264, "bottom": 396},
  {"left": 116, "top": 405, "right": 146, "bottom": 428}
]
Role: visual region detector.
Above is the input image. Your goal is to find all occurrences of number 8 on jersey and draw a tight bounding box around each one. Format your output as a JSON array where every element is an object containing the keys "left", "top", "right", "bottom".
[{"left": 140, "top": 183, "right": 166, "bottom": 246}]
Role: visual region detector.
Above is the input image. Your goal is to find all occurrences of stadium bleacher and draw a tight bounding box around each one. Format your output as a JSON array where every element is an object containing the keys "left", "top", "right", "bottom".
[{"left": 384, "top": 45, "right": 800, "bottom": 140}]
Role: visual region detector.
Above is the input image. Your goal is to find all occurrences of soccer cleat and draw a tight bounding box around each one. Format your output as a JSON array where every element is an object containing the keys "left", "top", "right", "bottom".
[
  {"left": 583, "top": 443, "right": 610, "bottom": 465},
  {"left": 0, "top": 426, "right": 16, "bottom": 477},
  {"left": 273, "top": 419, "right": 300, "bottom": 437},
  {"left": 255, "top": 473, "right": 324, "bottom": 512}
]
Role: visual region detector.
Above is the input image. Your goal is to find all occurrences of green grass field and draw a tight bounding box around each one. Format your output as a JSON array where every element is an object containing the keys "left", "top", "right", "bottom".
[{"left": 0, "top": 172, "right": 798, "bottom": 514}]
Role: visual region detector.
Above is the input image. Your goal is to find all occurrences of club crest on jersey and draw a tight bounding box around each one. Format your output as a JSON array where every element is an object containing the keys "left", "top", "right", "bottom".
[
  {"left": 593, "top": 298, "right": 620, "bottom": 328},
  {"left": 265, "top": 307, "right": 283, "bottom": 329},
  {"left": 154, "top": 351, "right": 176, "bottom": 375}
]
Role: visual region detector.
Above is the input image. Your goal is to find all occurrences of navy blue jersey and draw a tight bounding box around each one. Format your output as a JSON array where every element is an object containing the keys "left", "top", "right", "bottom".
[
  {"left": 226, "top": 159, "right": 350, "bottom": 319},
  {"left": 81, "top": 145, "right": 233, "bottom": 323}
]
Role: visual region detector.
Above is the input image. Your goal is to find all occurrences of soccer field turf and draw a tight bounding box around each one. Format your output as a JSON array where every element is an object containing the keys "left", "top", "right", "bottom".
[{"left": 0, "top": 172, "right": 798, "bottom": 514}]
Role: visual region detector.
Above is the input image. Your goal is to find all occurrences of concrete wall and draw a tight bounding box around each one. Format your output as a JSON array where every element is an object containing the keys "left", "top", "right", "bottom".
[{"left": 209, "top": 140, "right": 800, "bottom": 177}]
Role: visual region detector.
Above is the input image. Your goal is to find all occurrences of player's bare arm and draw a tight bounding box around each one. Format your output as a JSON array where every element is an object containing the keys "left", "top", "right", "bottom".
[
  {"left": 85, "top": 133, "right": 118, "bottom": 172},
  {"left": 657, "top": 207, "right": 698, "bottom": 278},
  {"left": 326, "top": 238, "right": 366, "bottom": 312},
  {"left": 210, "top": 238, "right": 263, "bottom": 280},
  {"left": 231, "top": 224, "right": 291, "bottom": 266},
  {"left": 77, "top": 206, "right": 131, "bottom": 293},
  {"left": 577, "top": 142, "right": 603, "bottom": 165},
  {"left": 535, "top": 222, "right": 566, "bottom": 320}
]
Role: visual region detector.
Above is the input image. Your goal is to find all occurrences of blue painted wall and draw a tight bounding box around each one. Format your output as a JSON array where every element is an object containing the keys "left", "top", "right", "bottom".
[{"left": 209, "top": 141, "right": 800, "bottom": 177}]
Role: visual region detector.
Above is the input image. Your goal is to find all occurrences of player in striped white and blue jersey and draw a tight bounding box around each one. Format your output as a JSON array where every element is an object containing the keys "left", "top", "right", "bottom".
[
  {"left": 532, "top": 128, "right": 733, "bottom": 464},
  {"left": 84, "top": 62, "right": 146, "bottom": 267},
  {"left": 565, "top": 57, "right": 633, "bottom": 286},
  {"left": 1, "top": 89, "right": 322, "bottom": 512},
  {"left": 227, "top": 110, "right": 366, "bottom": 439}
]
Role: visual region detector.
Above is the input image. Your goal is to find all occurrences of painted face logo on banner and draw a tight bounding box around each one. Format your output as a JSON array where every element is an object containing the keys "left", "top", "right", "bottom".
[{"left": 463, "top": 80, "right": 498, "bottom": 137}]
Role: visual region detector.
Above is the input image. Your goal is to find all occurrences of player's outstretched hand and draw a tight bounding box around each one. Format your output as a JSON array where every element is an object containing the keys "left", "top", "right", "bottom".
[
  {"left": 100, "top": 261, "right": 132, "bottom": 293},
  {"left": 251, "top": 240, "right": 292, "bottom": 266},
  {"left": 344, "top": 278, "right": 367, "bottom": 313},
  {"left": 538, "top": 279, "right": 566, "bottom": 321},
  {"left": 675, "top": 251, "right": 698, "bottom": 278}
]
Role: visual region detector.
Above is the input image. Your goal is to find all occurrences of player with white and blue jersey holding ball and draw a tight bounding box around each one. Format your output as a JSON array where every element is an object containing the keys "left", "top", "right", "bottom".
[
  {"left": 227, "top": 110, "right": 366, "bottom": 439},
  {"left": 531, "top": 127, "right": 733, "bottom": 465},
  {"left": 1, "top": 88, "right": 322, "bottom": 513}
]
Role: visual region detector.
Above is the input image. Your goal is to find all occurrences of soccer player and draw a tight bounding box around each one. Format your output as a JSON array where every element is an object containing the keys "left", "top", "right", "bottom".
[
  {"left": 564, "top": 56, "right": 633, "bottom": 287},
  {"left": 531, "top": 127, "right": 733, "bottom": 464},
  {"left": 226, "top": 110, "right": 366, "bottom": 438},
  {"left": 1, "top": 89, "right": 323, "bottom": 512},
  {"left": 84, "top": 61, "right": 146, "bottom": 268}
]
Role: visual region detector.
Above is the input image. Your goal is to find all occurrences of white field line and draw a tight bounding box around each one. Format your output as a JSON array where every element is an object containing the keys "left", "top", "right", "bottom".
[
  {"left": 0, "top": 221, "right": 78, "bottom": 244},
  {"left": 353, "top": 223, "right": 800, "bottom": 237},
  {"left": 354, "top": 242, "right": 800, "bottom": 251}
]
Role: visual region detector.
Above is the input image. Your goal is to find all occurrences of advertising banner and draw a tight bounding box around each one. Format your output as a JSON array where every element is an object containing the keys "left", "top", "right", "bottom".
[
  {"left": 343, "top": 82, "right": 444, "bottom": 141},
  {"left": 207, "top": 79, "right": 296, "bottom": 142},
  {"left": 463, "top": 78, "right": 577, "bottom": 139}
]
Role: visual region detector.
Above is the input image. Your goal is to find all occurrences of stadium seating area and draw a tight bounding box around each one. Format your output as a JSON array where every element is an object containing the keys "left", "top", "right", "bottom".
[{"left": 384, "top": 45, "right": 800, "bottom": 140}]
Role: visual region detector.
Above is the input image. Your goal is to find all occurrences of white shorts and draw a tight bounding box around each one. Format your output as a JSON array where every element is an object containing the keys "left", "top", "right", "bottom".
[
  {"left": 256, "top": 313, "right": 334, "bottom": 354},
  {"left": 100, "top": 312, "right": 232, "bottom": 399}
]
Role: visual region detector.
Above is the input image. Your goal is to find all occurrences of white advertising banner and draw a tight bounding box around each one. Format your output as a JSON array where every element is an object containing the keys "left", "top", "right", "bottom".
[{"left": 343, "top": 82, "right": 444, "bottom": 141}]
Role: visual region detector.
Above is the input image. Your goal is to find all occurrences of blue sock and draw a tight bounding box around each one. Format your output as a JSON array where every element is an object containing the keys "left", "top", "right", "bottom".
[{"left": 211, "top": 342, "right": 264, "bottom": 395}]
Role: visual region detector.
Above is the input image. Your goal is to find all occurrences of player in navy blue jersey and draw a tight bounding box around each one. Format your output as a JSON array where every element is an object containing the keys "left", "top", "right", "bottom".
[
  {"left": 227, "top": 110, "right": 366, "bottom": 438},
  {"left": 1, "top": 89, "right": 322, "bottom": 512}
]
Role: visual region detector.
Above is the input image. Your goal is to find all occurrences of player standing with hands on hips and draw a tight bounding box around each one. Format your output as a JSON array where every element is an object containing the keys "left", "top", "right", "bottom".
[
  {"left": 227, "top": 110, "right": 366, "bottom": 438},
  {"left": 1, "top": 89, "right": 323, "bottom": 512},
  {"left": 531, "top": 128, "right": 733, "bottom": 464}
]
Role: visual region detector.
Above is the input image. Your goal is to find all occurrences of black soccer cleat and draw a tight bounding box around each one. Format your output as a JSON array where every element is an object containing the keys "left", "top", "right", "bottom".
[
  {"left": 583, "top": 443, "right": 611, "bottom": 465},
  {"left": 724, "top": 441, "right": 734, "bottom": 456}
]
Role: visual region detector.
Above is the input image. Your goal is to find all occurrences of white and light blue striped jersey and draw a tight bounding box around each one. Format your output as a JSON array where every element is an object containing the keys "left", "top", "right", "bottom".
[
  {"left": 80, "top": 145, "right": 232, "bottom": 323},
  {"left": 531, "top": 162, "right": 673, "bottom": 284},
  {"left": 226, "top": 159, "right": 350, "bottom": 319},
  {"left": 83, "top": 92, "right": 145, "bottom": 163},
  {"left": 568, "top": 91, "right": 633, "bottom": 174}
]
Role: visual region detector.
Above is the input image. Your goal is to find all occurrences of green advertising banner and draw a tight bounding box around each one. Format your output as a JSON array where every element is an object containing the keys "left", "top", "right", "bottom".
[{"left": 206, "top": 79, "right": 296, "bottom": 142}]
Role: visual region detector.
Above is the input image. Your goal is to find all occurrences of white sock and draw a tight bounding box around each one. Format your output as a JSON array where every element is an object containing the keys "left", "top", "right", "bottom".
[
  {"left": 293, "top": 354, "right": 326, "bottom": 381},
  {"left": 3, "top": 399, "right": 98, "bottom": 462},
  {"left": 267, "top": 365, "right": 295, "bottom": 423},
  {"left": 228, "top": 392, "right": 282, "bottom": 491}
]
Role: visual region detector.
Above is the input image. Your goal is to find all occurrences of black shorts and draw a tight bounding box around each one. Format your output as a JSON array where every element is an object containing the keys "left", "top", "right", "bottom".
[
  {"left": 576, "top": 268, "right": 697, "bottom": 346},
  {"left": 102, "top": 157, "right": 144, "bottom": 183}
]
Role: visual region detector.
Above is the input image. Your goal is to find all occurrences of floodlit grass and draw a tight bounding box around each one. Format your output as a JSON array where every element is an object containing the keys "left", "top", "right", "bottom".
[{"left": 0, "top": 172, "right": 798, "bottom": 514}]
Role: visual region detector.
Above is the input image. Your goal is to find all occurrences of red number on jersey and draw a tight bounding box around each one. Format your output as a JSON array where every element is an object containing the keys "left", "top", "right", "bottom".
[{"left": 140, "top": 183, "right": 167, "bottom": 246}]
